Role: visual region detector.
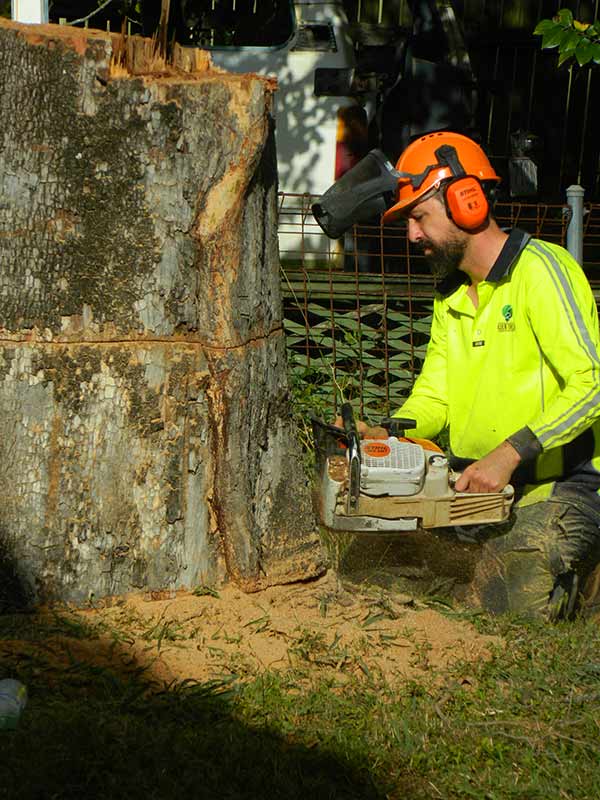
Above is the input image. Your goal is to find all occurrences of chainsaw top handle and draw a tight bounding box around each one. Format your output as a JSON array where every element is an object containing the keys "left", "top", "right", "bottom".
[
  {"left": 340, "top": 404, "right": 417, "bottom": 440},
  {"left": 380, "top": 417, "right": 416, "bottom": 438}
]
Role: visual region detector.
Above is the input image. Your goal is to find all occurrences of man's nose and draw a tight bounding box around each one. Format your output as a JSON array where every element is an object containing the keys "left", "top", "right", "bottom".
[{"left": 407, "top": 218, "right": 422, "bottom": 243}]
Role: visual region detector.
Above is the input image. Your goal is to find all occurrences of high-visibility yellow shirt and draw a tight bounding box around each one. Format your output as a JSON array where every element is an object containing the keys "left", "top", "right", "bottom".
[{"left": 394, "top": 229, "right": 600, "bottom": 498}]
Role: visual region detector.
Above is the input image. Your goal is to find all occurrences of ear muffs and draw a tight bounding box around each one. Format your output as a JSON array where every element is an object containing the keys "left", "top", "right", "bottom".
[{"left": 443, "top": 176, "right": 489, "bottom": 230}]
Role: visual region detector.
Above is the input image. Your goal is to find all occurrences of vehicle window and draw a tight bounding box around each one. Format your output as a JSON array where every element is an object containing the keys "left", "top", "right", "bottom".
[{"left": 175, "top": 0, "right": 295, "bottom": 48}]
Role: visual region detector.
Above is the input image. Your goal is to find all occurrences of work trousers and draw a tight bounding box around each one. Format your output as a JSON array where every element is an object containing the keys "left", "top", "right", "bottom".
[{"left": 463, "top": 484, "right": 600, "bottom": 620}]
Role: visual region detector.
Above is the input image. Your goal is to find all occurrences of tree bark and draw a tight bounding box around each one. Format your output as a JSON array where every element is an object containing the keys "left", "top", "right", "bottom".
[{"left": 0, "top": 20, "right": 325, "bottom": 605}]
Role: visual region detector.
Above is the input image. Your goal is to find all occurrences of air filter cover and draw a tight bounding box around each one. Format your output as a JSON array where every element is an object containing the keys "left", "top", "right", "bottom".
[{"left": 360, "top": 438, "right": 426, "bottom": 496}]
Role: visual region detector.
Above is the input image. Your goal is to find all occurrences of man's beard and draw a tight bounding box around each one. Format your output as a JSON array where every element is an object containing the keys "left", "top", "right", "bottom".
[{"left": 414, "top": 237, "right": 467, "bottom": 279}]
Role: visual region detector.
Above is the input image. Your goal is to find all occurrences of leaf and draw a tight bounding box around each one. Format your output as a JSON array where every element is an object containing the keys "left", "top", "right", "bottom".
[
  {"left": 356, "top": 656, "right": 372, "bottom": 678},
  {"left": 556, "top": 8, "right": 574, "bottom": 26},
  {"left": 362, "top": 611, "right": 387, "bottom": 627},
  {"left": 561, "top": 29, "right": 582, "bottom": 53},
  {"left": 542, "top": 26, "right": 572, "bottom": 49},
  {"left": 424, "top": 595, "right": 454, "bottom": 609},
  {"left": 592, "top": 42, "right": 600, "bottom": 64},
  {"left": 557, "top": 49, "right": 574, "bottom": 66},
  {"left": 193, "top": 585, "right": 220, "bottom": 598},
  {"left": 575, "top": 39, "right": 595, "bottom": 65},
  {"left": 533, "top": 18, "right": 559, "bottom": 35},
  {"left": 242, "top": 613, "right": 270, "bottom": 630},
  {"left": 574, "top": 19, "right": 591, "bottom": 32}
]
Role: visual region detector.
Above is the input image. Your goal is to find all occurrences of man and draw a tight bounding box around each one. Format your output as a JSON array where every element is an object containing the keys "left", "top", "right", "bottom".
[{"left": 365, "top": 131, "right": 600, "bottom": 619}]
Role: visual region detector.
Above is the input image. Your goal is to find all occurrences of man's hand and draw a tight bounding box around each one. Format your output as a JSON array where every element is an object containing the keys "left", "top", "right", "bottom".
[
  {"left": 333, "top": 417, "right": 388, "bottom": 439},
  {"left": 454, "top": 440, "right": 521, "bottom": 493}
]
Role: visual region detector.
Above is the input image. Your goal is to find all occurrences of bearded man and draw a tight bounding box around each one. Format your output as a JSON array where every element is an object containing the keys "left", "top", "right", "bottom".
[{"left": 362, "top": 131, "right": 600, "bottom": 619}]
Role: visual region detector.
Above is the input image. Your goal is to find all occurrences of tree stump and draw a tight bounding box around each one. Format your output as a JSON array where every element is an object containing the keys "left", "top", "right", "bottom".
[{"left": 0, "top": 20, "right": 325, "bottom": 605}]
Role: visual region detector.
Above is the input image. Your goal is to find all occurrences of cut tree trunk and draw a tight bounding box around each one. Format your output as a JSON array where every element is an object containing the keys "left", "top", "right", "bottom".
[{"left": 0, "top": 19, "right": 325, "bottom": 605}]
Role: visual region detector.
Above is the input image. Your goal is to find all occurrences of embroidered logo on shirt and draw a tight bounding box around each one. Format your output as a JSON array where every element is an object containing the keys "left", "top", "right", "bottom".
[{"left": 498, "top": 304, "right": 515, "bottom": 332}]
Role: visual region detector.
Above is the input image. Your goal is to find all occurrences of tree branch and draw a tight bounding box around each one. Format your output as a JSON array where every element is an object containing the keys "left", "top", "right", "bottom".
[{"left": 70, "top": 0, "right": 116, "bottom": 27}]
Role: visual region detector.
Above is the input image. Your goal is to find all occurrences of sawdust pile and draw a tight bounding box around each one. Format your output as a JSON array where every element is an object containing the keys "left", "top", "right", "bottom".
[{"left": 31, "top": 574, "right": 500, "bottom": 688}]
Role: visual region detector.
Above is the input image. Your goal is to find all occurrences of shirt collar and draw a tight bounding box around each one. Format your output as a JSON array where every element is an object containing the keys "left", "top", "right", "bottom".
[
  {"left": 436, "top": 228, "right": 531, "bottom": 297},
  {"left": 485, "top": 228, "right": 531, "bottom": 282}
]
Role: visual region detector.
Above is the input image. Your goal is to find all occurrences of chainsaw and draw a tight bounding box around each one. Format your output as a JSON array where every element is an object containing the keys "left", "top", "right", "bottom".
[{"left": 312, "top": 402, "right": 514, "bottom": 533}]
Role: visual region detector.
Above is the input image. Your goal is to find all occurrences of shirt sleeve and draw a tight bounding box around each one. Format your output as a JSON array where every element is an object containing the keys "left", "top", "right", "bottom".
[
  {"left": 521, "top": 241, "right": 600, "bottom": 451},
  {"left": 392, "top": 296, "right": 449, "bottom": 439}
]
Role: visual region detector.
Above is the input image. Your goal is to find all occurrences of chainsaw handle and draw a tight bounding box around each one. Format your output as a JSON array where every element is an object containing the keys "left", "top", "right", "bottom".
[
  {"left": 311, "top": 418, "right": 346, "bottom": 439},
  {"left": 380, "top": 417, "right": 416, "bottom": 438},
  {"left": 340, "top": 402, "right": 361, "bottom": 511},
  {"left": 340, "top": 402, "right": 360, "bottom": 439}
]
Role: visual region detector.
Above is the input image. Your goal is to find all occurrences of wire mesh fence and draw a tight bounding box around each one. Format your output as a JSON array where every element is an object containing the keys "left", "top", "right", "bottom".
[
  {"left": 280, "top": 193, "right": 600, "bottom": 422},
  {"left": 584, "top": 204, "right": 600, "bottom": 272}
]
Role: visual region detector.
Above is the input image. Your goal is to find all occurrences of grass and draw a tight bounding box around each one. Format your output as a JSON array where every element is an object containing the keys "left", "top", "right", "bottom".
[{"left": 1, "top": 607, "right": 600, "bottom": 799}]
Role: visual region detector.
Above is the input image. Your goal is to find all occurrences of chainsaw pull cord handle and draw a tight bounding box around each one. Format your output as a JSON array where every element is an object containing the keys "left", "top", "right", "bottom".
[{"left": 340, "top": 402, "right": 361, "bottom": 512}]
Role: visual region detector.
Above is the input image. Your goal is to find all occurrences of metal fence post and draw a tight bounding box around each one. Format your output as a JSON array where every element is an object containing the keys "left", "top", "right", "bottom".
[{"left": 566, "top": 184, "right": 585, "bottom": 265}]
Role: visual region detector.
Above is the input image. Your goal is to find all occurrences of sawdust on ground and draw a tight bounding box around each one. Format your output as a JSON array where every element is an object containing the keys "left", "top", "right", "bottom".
[{"left": 28, "top": 573, "right": 501, "bottom": 688}]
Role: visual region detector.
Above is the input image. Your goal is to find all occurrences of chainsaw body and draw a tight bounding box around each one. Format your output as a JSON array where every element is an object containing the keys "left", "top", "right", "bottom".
[{"left": 313, "top": 404, "right": 514, "bottom": 534}]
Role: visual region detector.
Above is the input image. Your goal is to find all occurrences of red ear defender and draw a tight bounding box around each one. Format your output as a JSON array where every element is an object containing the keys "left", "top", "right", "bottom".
[{"left": 443, "top": 176, "right": 489, "bottom": 230}]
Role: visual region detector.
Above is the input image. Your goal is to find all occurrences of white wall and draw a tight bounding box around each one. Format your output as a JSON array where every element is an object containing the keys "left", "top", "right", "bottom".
[{"left": 11, "top": 0, "right": 48, "bottom": 24}]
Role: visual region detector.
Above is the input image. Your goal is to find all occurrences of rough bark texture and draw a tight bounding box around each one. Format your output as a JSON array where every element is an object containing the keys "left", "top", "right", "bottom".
[{"left": 0, "top": 20, "right": 325, "bottom": 605}]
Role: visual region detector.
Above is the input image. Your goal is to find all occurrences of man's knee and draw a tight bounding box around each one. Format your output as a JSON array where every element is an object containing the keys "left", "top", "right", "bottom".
[
  {"left": 468, "top": 496, "right": 600, "bottom": 620},
  {"left": 500, "top": 542, "right": 557, "bottom": 618}
]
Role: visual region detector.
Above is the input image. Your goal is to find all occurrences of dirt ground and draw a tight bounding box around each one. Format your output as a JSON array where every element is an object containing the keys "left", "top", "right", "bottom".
[{"left": 4, "top": 573, "right": 501, "bottom": 688}]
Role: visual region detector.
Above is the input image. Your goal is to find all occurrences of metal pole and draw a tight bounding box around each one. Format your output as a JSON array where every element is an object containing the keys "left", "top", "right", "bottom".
[
  {"left": 558, "top": 66, "right": 574, "bottom": 193},
  {"left": 577, "top": 0, "right": 599, "bottom": 185},
  {"left": 566, "top": 185, "right": 585, "bottom": 265},
  {"left": 485, "top": 0, "right": 505, "bottom": 150},
  {"left": 11, "top": 0, "right": 48, "bottom": 23}
]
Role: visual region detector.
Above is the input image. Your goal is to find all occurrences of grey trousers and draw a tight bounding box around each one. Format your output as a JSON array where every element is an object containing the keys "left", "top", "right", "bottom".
[{"left": 464, "top": 484, "right": 600, "bottom": 619}]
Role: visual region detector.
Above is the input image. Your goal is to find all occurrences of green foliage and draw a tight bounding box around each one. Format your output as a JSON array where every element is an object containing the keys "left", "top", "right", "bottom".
[
  {"left": 192, "top": 584, "right": 220, "bottom": 598},
  {"left": 534, "top": 8, "right": 600, "bottom": 67},
  {"left": 287, "top": 351, "right": 357, "bottom": 459}
]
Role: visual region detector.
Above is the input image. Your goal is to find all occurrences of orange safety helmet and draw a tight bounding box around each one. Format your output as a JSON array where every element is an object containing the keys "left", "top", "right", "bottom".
[{"left": 382, "top": 131, "right": 501, "bottom": 230}]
